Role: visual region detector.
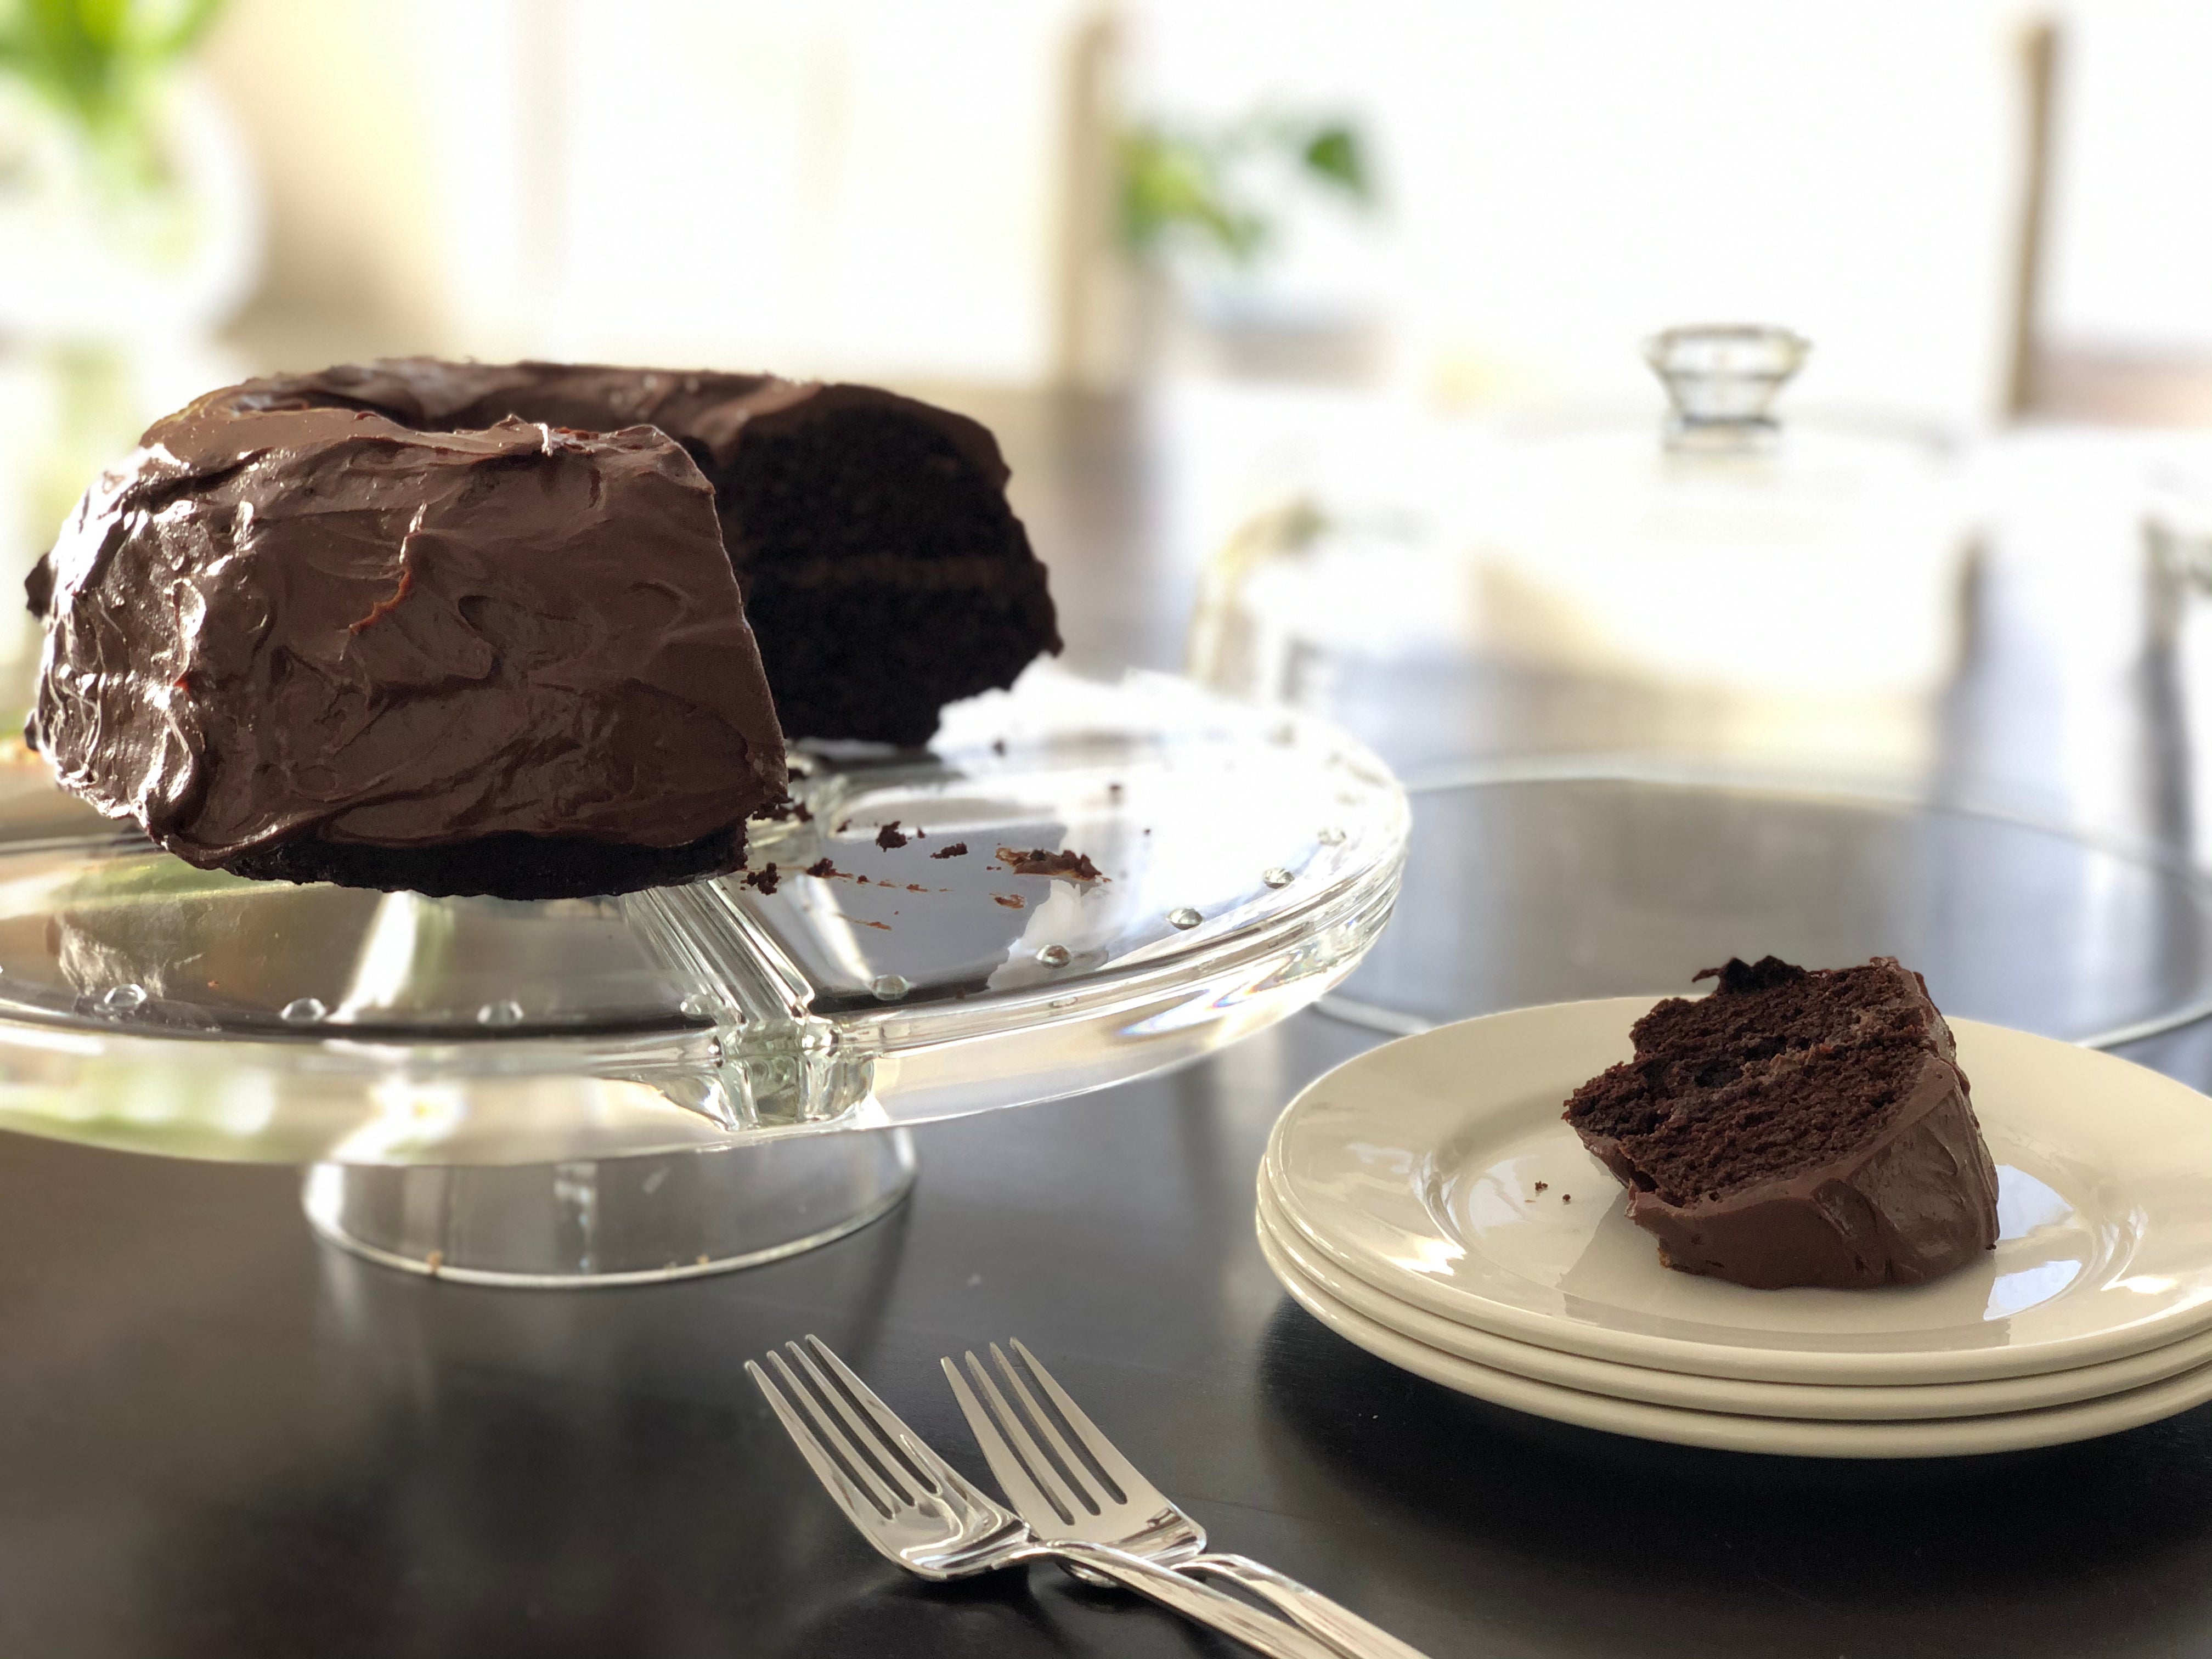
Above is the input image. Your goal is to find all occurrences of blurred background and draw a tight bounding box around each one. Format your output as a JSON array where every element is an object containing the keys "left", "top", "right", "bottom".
[
  {"left": 9, "top": 0, "right": 2212, "bottom": 850},
  {"left": 23, "top": 0, "right": 2200, "bottom": 409}
]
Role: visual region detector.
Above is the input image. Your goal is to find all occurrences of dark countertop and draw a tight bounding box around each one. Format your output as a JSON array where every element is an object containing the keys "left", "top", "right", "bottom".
[
  {"left": 7, "top": 1007, "right": 2212, "bottom": 1659},
  {"left": 9, "top": 389, "right": 2212, "bottom": 1657}
]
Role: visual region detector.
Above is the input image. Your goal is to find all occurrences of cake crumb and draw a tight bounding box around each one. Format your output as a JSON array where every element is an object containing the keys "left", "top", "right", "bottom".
[
  {"left": 996, "top": 845, "right": 1105, "bottom": 882},
  {"left": 992, "top": 738, "right": 1007, "bottom": 755},
  {"left": 834, "top": 819, "right": 851, "bottom": 834},
  {"left": 993, "top": 894, "right": 1025, "bottom": 910},
  {"left": 876, "top": 821, "right": 909, "bottom": 849},
  {"left": 1561, "top": 1194, "right": 1572, "bottom": 1203},
  {"left": 929, "top": 841, "right": 969, "bottom": 860},
  {"left": 741, "top": 863, "right": 781, "bottom": 894},
  {"left": 805, "top": 857, "right": 839, "bottom": 878},
  {"left": 1533, "top": 1182, "right": 1548, "bottom": 1193}
]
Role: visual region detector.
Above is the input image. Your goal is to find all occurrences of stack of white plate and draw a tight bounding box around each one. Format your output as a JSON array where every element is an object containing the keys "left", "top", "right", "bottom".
[{"left": 1259, "top": 998, "right": 2212, "bottom": 1457}]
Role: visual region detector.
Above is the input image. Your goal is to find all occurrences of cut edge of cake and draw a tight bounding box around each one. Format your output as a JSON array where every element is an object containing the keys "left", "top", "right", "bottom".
[{"left": 1562, "top": 957, "right": 2001, "bottom": 1290}]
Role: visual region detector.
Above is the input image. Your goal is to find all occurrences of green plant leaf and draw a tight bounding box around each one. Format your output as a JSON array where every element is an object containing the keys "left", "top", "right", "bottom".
[
  {"left": 1301, "top": 123, "right": 1373, "bottom": 202},
  {"left": 0, "top": 0, "right": 227, "bottom": 132},
  {"left": 1119, "top": 125, "right": 1262, "bottom": 262},
  {"left": 146, "top": 0, "right": 223, "bottom": 60},
  {"left": 1115, "top": 106, "right": 1375, "bottom": 274}
]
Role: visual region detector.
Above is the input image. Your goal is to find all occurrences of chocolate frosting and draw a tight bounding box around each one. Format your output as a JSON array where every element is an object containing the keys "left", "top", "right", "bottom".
[
  {"left": 143, "top": 360, "right": 1059, "bottom": 749},
  {"left": 32, "top": 404, "right": 786, "bottom": 867},
  {"left": 1581, "top": 1052, "right": 1997, "bottom": 1290},
  {"left": 1568, "top": 961, "right": 2001, "bottom": 1290},
  {"left": 207, "top": 358, "right": 1019, "bottom": 550},
  {"left": 216, "top": 358, "right": 1001, "bottom": 465}
]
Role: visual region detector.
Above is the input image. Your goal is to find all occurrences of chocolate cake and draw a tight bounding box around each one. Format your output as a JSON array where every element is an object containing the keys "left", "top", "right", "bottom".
[
  {"left": 30, "top": 410, "right": 785, "bottom": 900},
  {"left": 177, "top": 359, "right": 1062, "bottom": 746},
  {"left": 1562, "top": 957, "right": 2000, "bottom": 1290},
  {"left": 28, "top": 358, "right": 1062, "bottom": 898}
]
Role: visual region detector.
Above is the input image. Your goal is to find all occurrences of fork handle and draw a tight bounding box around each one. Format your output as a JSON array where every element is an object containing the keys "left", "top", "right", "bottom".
[
  {"left": 1188, "top": 1553, "right": 1437, "bottom": 1659},
  {"left": 1041, "top": 1542, "right": 1344, "bottom": 1659}
]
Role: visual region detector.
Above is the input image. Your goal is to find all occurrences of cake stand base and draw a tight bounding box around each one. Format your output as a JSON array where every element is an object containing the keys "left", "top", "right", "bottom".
[{"left": 301, "top": 1129, "right": 917, "bottom": 1287}]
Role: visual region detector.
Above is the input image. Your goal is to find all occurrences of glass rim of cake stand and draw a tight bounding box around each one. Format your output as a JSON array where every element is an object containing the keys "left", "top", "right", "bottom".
[
  {"left": 0, "top": 848, "right": 1403, "bottom": 1166},
  {"left": 0, "top": 833, "right": 1400, "bottom": 1071}
]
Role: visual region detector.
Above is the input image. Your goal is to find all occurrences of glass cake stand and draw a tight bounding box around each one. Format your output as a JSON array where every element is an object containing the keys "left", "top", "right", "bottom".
[
  {"left": 0, "top": 668, "right": 1407, "bottom": 1284},
  {"left": 1321, "top": 759, "right": 2212, "bottom": 1051}
]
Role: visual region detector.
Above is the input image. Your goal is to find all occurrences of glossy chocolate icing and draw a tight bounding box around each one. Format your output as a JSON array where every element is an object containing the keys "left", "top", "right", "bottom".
[
  {"left": 31, "top": 403, "right": 786, "bottom": 875},
  {"left": 187, "top": 360, "right": 1060, "bottom": 746},
  {"left": 214, "top": 359, "right": 1011, "bottom": 479},
  {"left": 1565, "top": 960, "right": 2001, "bottom": 1290}
]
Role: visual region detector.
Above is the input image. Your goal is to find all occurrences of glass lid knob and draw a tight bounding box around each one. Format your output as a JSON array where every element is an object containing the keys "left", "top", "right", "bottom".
[{"left": 1644, "top": 324, "right": 1810, "bottom": 453}]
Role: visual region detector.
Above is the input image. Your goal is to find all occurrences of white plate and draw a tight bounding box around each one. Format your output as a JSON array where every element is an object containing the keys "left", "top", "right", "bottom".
[
  {"left": 1267, "top": 998, "right": 2212, "bottom": 1385},
  {"left": 1256, "top": 1181, "right": 2212, "bottom": 1419},
  {"left": 1257, "top": 1208, "right": 2212, "bottom": 1458}
]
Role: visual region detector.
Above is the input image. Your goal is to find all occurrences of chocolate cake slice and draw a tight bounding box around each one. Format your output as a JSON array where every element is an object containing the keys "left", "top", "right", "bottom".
[{"left": 1562, "top": 957, "right": 2000, "bottom": 1289}]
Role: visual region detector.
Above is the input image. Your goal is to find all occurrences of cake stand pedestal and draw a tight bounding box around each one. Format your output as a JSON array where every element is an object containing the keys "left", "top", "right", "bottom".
[
  {"left": 302, "top": 1132, "right": 917, "bottom": 1285},
  {"left": 0, "top": 669, "right": 1407, "bottom": 1286}
]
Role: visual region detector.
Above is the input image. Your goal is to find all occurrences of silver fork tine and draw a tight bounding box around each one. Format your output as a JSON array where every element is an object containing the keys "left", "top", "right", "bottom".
[
  {"left": 961, "top": 1348, "right": 1090, "bottom": 1523},
  {"left": 772, "top": 1341, "right": 1352, "bottom": 1658},
  {"left": 764, "top": 1349, "right": 911, "bottom": 1514},
  {"left": 783, "top": 1340, "right": 934, "bottom": 1501},
  {"left": 746, "top": 1357, "right": 901, "bottom": 1523},
  {"left": 942, "top": 1356, "right": 1077, "bottom": 1530},
  {"left": 989, "top": 1341, "right": 1121, "bottom": 1507},
  {"left": 985, "top": 1340, "right": 1436, "bottom": 1659},
  {"left": 1008, "top": 1338, "right": 1163, "bottom": 1506},
  {"left": 797, "top": 1335, "right": 996, "bottom": 1511}
]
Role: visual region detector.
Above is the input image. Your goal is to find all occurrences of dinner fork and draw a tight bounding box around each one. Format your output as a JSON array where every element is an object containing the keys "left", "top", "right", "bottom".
[
  {"left": 747, "top": 1336, "right": 1341, "bottom": 1659},
  {"left": 945, "top": 1339, "right": 1435, "bottom": 1659}
]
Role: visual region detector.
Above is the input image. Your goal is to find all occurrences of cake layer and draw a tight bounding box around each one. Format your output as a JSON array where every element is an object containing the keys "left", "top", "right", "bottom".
[{"left": 224, "top": 825, "right": 746, "bottom": 901}]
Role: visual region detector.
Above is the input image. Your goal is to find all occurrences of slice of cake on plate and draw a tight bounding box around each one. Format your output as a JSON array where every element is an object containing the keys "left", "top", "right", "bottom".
[{"left": 1562, "top": 956, "right": 2000, "bottom": 1290}]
